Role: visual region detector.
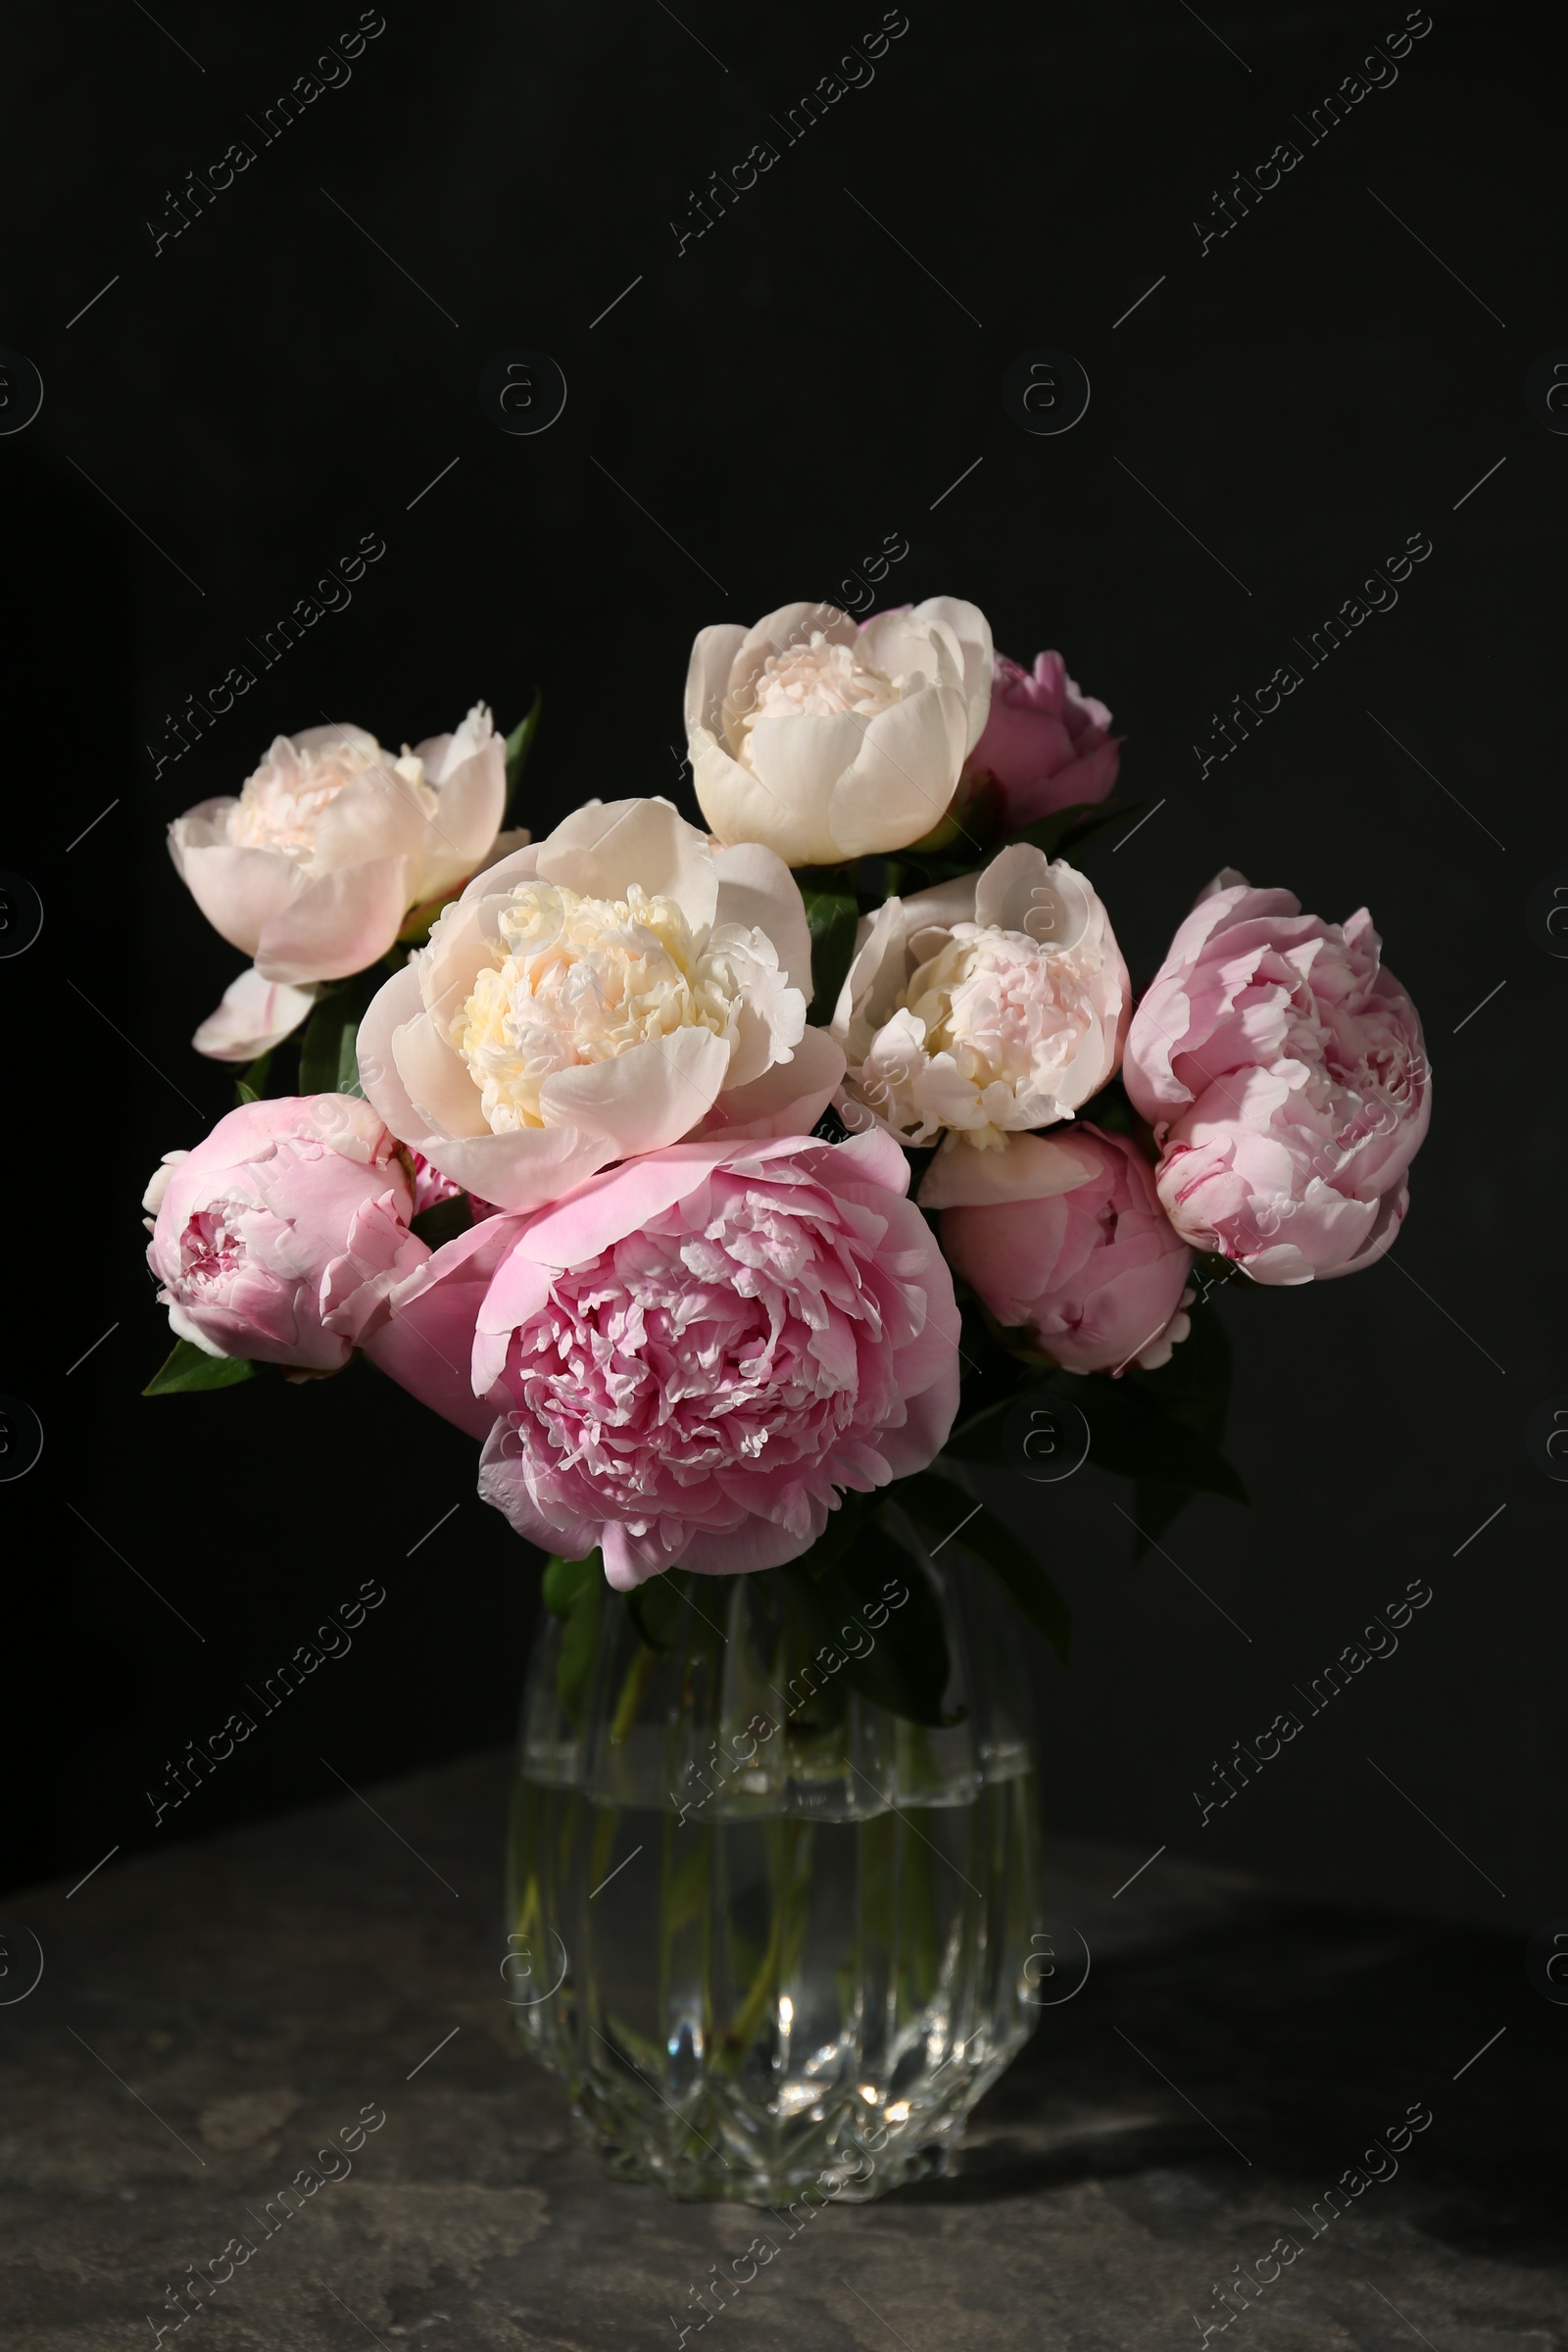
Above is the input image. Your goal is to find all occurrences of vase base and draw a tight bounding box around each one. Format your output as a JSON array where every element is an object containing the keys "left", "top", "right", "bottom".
[{"left": 585, "top": 2109, "right": 954, "bottom": 2205}]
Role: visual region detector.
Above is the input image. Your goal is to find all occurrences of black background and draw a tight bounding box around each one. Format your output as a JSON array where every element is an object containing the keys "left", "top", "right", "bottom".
[{"left": 1, "top": 0, "right": 1561, "bottom": 1931}]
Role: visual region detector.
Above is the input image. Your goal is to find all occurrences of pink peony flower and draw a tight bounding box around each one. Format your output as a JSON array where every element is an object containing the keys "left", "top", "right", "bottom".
[
  {"left": 961, "top": 650, "right": 1119, "bottom": 829},
  {"left": 1122, "top": 872, "right": 1431, "bottom": 1285},
  {"left": 832, "top": 846, "right": 1131, "bottom": 1150},
  {"left": 923, "top": 1125, "right": 1193, "bottom": 1374},
  {"left": 401, "top": 1151, "right": 502, "bottom": 1236},
  {"left": 442, "top": 1130, "right": 959, "bottom": 1588},
  {"left": 408, "top": 1150, "right": 467, "bottom": 1218},
  {"left": 143, "top": 1096, "right": 427, "bottom": 1371},
  {"left": 361, "top": 1209, "right": 523, "bottom": 1437}
]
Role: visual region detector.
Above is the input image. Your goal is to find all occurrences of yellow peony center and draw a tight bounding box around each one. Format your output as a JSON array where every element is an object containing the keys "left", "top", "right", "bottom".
[{"left": 454, "top": 881, "right": 737, "bottom": 1133}]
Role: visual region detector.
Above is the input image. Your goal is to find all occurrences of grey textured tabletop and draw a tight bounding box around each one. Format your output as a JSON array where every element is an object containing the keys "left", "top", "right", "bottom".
[{"left": 3, "top": 1749, "right": 1560, "bottom": 2351}]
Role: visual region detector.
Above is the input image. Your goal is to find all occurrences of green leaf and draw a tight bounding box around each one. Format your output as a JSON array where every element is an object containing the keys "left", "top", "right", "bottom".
[
  {"left": 1077, "top": 1070, "right": 1138, "bottom": 1140},
  {"left": 542, "top": 1552, "right": 599, "bottom": 1618},
  {"left": 800, "top": 884, "right": 859, "bottom": 1022},
  {"left": 298, "top": 968, "right": 385, "bottom": 1096},
  {"left": 234, "top": 1048, "right": 272, "bottom": 1106},
  {"left": 624, "top": 1571, "right": 688, "bottom": 1656},
  {"left": 893, "top": 1468, "right": 1072, "bottom": 1667},
  {"left": 796, "top": 1490, "right": 871, "bottom": 1581},
  {"left": 946, "top": 1364, "right": 1249, "bottom": 1503},
  {"left": 542, "top": 1551, "right": 602, "bottom": 1726},
  {"left": 143, "top": 1339, "right": 256, "bottom": 1396},
  {"left": 1127, "top": 1479, "right": 1192, "bottom": 1560},
  {"left": 1124, "top": 1297, "right": 1231, "bottom": 1444},
  {"left": 1078, "top": 1379, "right": 1250, "bottom": 1500},
  {"left": 884, "top": 850, "right": 984, "bottom": 900},
  {"left": 786, "top": 1521, "right": 956, "bottom": 1727},
  {"left": 410, "top": 1193, "right": 473, "bottom": 1250},
  {"left": 504, "top": 689, "right": 543, "bottom": 822},
  {"left": 943, "top": 1387, "right": 1037, "bottom": 1464},
  {"left": 557, "top": 1581, "right": 601, "bottom": 1725}
]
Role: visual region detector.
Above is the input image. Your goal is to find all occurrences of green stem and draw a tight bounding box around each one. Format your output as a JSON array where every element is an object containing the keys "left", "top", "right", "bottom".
[
  {"left": 609, "top": 1642, "right": 657, "bottom": 1747},
  {"left": 710, "top": 1816, "right": 812, "bottom": 2075}
]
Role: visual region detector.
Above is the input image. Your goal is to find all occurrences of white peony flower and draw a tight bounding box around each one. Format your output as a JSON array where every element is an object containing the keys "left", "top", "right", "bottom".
[
  {"left": 832, "top": 845, "right": 1131, "bottom": 1150},
  {"left": 356, "top": 797, "right": 845, "bottom": 1214},
  {"left": 685, "top": 599, "right": 994, "bottom": 866},
  {"left": 171, "top": 707, "right": 510, "bottom": 1059}
]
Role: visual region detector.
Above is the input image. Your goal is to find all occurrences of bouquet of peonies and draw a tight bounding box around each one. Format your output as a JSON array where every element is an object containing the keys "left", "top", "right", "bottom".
[{"left": 140, "top": 599, "right": 1431, "bottom": 1701}]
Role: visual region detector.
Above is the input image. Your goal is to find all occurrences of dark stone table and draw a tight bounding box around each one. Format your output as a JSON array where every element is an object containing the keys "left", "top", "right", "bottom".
[{"left": 3, "top": 1750, "right": 1561, "bottom": 2350}]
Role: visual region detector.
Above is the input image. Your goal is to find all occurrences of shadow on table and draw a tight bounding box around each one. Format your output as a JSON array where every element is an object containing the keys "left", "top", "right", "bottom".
[{"left": 898, "top": 1893, "right": 1560, "bottom": 2269}]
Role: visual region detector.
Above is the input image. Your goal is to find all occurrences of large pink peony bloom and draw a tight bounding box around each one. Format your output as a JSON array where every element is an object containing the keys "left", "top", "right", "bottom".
[
  {"left": 143, "top": 1096, "right": 426, "bottom": 1371},
  {"left": 924, "top": 1125, "right": 1193, "bottom": 1374},
  {"left": 1122, "top": 872, "right": 1431, "bottom": 1285},
  {"left": 962, "top": 650, "right": 1120, "bottom": 828},
  {"left": 443, "top": 1130, "right": 959, "bottom": 1588}
]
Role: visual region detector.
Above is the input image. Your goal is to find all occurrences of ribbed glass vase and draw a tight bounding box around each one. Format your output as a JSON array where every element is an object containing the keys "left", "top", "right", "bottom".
[{"left": 505, "top": 1532, "right": 1042, "bottom": 2203}]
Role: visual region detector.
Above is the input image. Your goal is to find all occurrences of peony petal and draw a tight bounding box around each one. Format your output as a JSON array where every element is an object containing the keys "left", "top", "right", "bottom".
[
  {"left": 192, "top": 967, "right": 318, "bottom": 1062},
  {"left": 477, "top": 1426, "right": 612, "bottom": 1569},
  {"left": 393, "top": 1008, "right": 490, "bottom": 1140},
  {"left": 511, "top": 1140, "right": 732, "bottom": 1268},
  {"left": 857, "top": 606, "right": 960, "bottom": 697},
  {"left": 366, "top": 1212, "right": 525, "bottom": 1437},
  {"left": 356, "top": 964, "right": 431, "bottom": 1146},
  {"left": 1314, "top": 1182, "right": 1409, "bottom": 1280},
  {"left": 831, "top": 898, "right": 909, "bottom": 1047},
  {"left": 685, "top": 623, "right": 748, "bottom": 740},
  {"left": 290, "top": 720, "right": 379, "bottom": 759},
  {"left": 167, "top": 798, "right": 237, "bottom": 869},
  {"left": 829, "top": 685, "right": 967, "bottom": 859},
  {"left": 538, "top": 1024, "right": 731, "bottom": 1153},
  {"left": 723, "top": 603, "right": 857, "bottom": 747},
  {"left": 472, "top": 1242, "right": 556, "bottom": 1344},
  {"left": 918, "top": 1126, "right": 1102, "bottom": 1209},
  {"left": 255, "top": 856, "right": 412, "bottom": 984},
  {"left": 414, "top": 700, "right": 494, "bottom": 785},
  {"left": 873, "top": 1348, "right": 960, "bottom": 1482},
  {"left": 719, "top": 970, "right": 807, "bottom": 1093},
  {"left": 174, "top": 841, "right": 308, "bottom": 957},
  {"left": 420, "top": 895, "right": 496, "bottom": 1030},
  {"left": 1013, "top": 739, "right": 1120, "bottom": 821},
  {"left": 458, "top": 838, "right": 542, "bottom": 906},
  {"left": 472, "top": 1264, "right": 557, "bottom": 1398},
  {"left": 694, "top": 736, "right": 837, "bottom": 867},
  {"left": 679, "top": 1503, "right": 835, "bottom": 1579},
  {"left": 697, "top": 1023, "right": 846, "bottom": 1140},
  {"left": 911, "top": 596, "right": 995, "bottom": 747},
  {"left": 973, "top": 841, "right": 1058, "bottom": 934},
  {"left": 310, "top": 765, "right": 428, "bottom": 876},
  {"left": 813, "top": 1124, "right": 914, "bottom": 1205},
  {"left": 745, "top": 709, "right": 866, "bottom": 840},
  {"left": 416, "top": 736, "right": 507, "bottom": 898},
  {"left": 537, "top": 797, "right": 718, "bottom": 932},
  {"left": 416, "top": 1124, "right": 618, "bottom": 1217},
  {"left": 711, "top": 842, "right": 813, "bottom": 996}
]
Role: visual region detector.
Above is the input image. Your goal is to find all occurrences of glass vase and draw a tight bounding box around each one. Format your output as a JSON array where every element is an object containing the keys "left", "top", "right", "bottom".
[{"left": 504, "top": 1525, "right": 1042, "bottom": 2203}]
